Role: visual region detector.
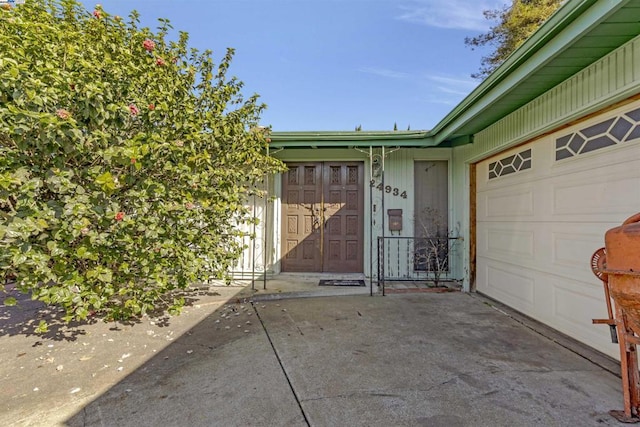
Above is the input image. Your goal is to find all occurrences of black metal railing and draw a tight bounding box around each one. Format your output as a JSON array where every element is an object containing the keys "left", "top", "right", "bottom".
[{"left": 377, "top": 236, "right": 461, "bottom": 295}]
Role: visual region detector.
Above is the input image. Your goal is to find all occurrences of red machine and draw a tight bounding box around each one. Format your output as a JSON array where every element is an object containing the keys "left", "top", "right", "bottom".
[{"left": 592, "top": 212, "right": 640, "bottom": 423}]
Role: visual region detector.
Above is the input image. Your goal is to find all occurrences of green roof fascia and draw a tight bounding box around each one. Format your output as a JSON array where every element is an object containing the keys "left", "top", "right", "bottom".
[
  {"left": 430, "top": 0, "right": 625, "bottom": 145},
  {"left": 268, "top": 130, "right": 438, "bottom": 148}
]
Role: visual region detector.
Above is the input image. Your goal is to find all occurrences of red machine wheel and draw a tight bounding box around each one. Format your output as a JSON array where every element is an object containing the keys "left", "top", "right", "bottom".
[{"left": 591, "top": 247, "right": 608, "bottom": 282}]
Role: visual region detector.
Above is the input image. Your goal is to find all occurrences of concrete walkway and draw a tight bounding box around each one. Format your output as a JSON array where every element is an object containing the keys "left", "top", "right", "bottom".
[{"left": 0, "top": 285, "right": 625, "bottom": 426}]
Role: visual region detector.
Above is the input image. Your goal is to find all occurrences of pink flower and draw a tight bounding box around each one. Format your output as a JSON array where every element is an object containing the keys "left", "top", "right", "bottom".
[
  {"left": 114, "top": 212, "right": 125, "bottom": 222},
  {"left": 185, "top": 202, "right": 195, "bottom": 210},
  {"left": 155, "top": 57, "right": 166, "bottom": 66},
  {"left": 129, "top": 104, "right": 139, "bottom": 116},
  {"left": 93, "top": 10, "right": 101, "bottom": 19},
  {"left": 56, "top": 109, "right": 71, "bottom": 120},
  {"left": 130, "top": 158, "right": 136, "bottom": 164},
  {"left": 142, "top": 39, "right": 155, "bottom": 52},
  {"left": 148, "top": 104, "right": 155, "bottom": 111}
]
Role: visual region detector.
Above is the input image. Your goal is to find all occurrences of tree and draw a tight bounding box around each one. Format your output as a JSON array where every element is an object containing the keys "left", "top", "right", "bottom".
[
  {"left": 0, "top": 0, "right": 284, "bottom": 328},
  {"left": 465, "top": 0, "right": 563, "bottom": 79}
]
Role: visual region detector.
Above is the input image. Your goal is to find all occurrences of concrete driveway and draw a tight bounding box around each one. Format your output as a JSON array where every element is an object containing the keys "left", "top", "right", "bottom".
[{"left": 0, "top": 288, "right": 624, "bottom": 426}]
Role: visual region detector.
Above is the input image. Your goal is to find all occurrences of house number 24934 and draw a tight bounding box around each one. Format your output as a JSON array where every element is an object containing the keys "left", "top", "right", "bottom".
[{"left": 369, "top": 180, "right": 407, "bottom": 199}]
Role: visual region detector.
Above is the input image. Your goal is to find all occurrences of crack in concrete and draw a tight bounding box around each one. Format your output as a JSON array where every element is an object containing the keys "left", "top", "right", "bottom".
[
  {"left": 252, "top": 302, "right": 310, "bottom": 427},
  {"left": 300, "top": 390, "right": 403, "bottom": 402}
]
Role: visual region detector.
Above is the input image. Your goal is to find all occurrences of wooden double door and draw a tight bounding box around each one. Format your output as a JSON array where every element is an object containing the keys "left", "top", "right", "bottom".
[{"left": 281, "top": 162, "right": 364, "bottom": 273}]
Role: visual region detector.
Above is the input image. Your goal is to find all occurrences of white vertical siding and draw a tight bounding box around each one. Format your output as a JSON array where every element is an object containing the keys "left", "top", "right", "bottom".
[
  {"left": 465, "top": 34, "right": 640, "bottom": 164},
  {"left": 231, "top": 179, "right": 275, "bottom": 279}
]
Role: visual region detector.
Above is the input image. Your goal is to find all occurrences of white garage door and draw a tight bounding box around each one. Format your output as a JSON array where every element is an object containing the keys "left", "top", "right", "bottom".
[{"left": 476, "top": 100, "right": 640, "bottom": 359}]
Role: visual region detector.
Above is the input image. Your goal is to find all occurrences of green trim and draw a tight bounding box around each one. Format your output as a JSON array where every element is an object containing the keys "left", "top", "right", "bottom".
[
  {"left": 449, "top": 134, "right": 473, "bottom": 147},
  {"left": 269, "top": 130, "right": 438, "bottom": 148}
]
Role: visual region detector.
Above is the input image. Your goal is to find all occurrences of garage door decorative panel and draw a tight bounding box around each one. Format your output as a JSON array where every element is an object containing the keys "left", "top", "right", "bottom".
[
  {"left": 489, "top": 149, "right": 532, "bottom": 179},
  {"left": 486, "top": 264, "right": 535, "bottom": 308},
  {"left": 552, "top": 232, "right": 600, "bottom": 268},
  {"left": 555, "top": 106, "right": 640, "bottom": 160},
  {"left": 552, "top": 282, "right": 610, "bottom": 342},
  {"left": 486, "top": 229, "right": 534, "bottom": 258},
  {"left": 484, "top": 189, "right": 534, "bottom": 217},
  {"left": 553, "top": 176, "right": 639, "bottom": 214}
]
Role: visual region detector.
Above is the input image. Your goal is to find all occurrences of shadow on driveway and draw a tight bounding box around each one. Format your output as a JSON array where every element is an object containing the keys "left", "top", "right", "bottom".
[{"left": 0, "top": 291, "right": 625, "bottom": 426}]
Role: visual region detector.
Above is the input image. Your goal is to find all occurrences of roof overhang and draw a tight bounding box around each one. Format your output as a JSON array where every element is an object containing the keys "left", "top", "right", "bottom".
[
  {"left": 268, "top": 130, "right": 438, "bottom": 149},
  {"left": 431, "top": 0, "right": 640, "bottom": 145}
]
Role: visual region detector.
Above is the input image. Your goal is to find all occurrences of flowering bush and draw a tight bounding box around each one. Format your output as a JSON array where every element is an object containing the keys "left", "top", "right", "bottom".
[
  {"left": 142, "top": 38, "right": 155, "bottom": 52},
  {"left": 0, "top": 0, "right": 283, "bottom": 327}
]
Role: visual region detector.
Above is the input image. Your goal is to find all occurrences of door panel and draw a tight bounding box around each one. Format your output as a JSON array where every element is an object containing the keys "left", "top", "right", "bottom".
[
  {"left": 414, "top": 161, "right": 448, "bottom": 237},
  {"left": 414, "top": 161, "right": 449, "bottom": 272},
  {"left": 323, "top": 163, "right": 364, "bottom": 272},
  {"left": 281, "top": 163, "right": 322, "bottom": 272},
  {"left": 281, "top": 162, "right": 364, "bottom": 273}
]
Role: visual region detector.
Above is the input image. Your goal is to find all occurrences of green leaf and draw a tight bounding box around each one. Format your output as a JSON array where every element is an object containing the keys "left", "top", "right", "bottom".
[
  {"left": 97, "top": 268, "right": 113, "bottom": 283},
  {"left": 3, "top": 297, "right": 17, "bottom": 306},
  {"left": 35, "top": 320, "right": 49, "bottom": 334},
  {"left": 75, "top": 246, "right": 88, "bottom": 258},
  {"left": 95, "top": 172, "right": 117, "bottom": 192}
]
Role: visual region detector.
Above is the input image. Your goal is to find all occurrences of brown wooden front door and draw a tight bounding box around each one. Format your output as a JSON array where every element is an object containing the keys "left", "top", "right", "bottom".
[{"left": 281, "top": 162, "right": 364, "bottom": 273}]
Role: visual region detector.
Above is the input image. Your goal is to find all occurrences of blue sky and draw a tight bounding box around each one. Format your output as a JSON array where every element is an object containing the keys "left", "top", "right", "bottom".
[{"left": 80, "top": 0, "right": 506, "bottom": 131}]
